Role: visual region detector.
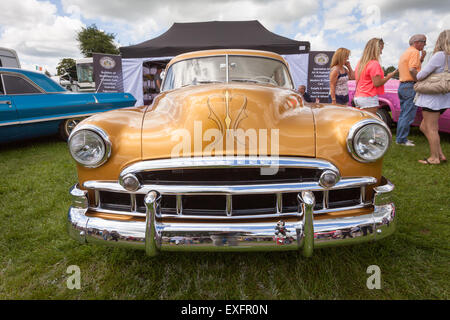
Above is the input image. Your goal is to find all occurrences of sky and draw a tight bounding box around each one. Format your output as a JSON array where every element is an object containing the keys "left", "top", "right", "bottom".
[{"left": 0, "top": 0, "right": 449, "bottom": 74}]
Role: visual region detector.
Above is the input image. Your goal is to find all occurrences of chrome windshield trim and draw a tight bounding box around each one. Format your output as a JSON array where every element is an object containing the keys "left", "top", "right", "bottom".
[
  {"left": 120, "top": 157, "right": 340, "bottom": 177},
  {"left": 83, "top": 177, "right": 376, "bottom": 196}
]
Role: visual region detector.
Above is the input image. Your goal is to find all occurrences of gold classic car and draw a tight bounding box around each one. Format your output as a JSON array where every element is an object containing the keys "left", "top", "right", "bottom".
[{"left": 67, "top": 49, "right": 395, "bottom": 257}]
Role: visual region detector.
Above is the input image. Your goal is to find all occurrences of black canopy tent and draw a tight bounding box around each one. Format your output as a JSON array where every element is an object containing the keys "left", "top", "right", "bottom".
[{"left": 120, "top": 20, "right": 310, "bottom": 58}]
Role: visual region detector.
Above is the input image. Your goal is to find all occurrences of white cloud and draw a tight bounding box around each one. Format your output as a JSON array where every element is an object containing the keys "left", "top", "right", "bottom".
[
  {"left": 351, "top": 9, "right": 450, "bottom": 67},
  {"left": 60, "top": 0, "right": 319, "bottom": 44},
  {"left": 322, "top": 0, "right": 362, "bottom": 34},
  {"left": 0, "top": 0, "right": 448, "bottom": 75},
  {"left": 295, "top": 30, "right": 333, "bottom": 51},
  {"left": 0, "top": 0, "right": 84, "bottom": 74},
  {"left": 316, "top": 1, "right": 450, "bottom": 68}
]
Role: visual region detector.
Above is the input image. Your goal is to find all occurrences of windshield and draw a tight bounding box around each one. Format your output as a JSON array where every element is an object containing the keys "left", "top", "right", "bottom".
[
  {"left": 76, "top": 63, "right": 94, "bottom": 83},
  {"left": 162, "top": 55, "right": 293, "bottom": 91}
]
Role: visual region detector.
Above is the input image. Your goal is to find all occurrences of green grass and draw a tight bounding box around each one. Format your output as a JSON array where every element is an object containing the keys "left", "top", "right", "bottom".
[{"left": 0, "top": 128, "right": 449, "bottom": 299}]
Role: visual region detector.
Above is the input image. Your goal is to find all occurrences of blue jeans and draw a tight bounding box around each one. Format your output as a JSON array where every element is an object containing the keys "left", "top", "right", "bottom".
[{"left": 396, "top": 82, "right": 418, "bottom": 143}]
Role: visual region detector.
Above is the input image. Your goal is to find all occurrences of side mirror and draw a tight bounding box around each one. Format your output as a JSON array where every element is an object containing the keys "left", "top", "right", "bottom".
[{"left": 160, "top": 71, "right": 165, "bottom": 80}]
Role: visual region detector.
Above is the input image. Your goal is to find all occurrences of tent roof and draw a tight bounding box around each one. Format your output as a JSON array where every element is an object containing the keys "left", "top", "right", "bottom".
[{"left": 120, "top": 20, "right": 310, "bottom": 58}]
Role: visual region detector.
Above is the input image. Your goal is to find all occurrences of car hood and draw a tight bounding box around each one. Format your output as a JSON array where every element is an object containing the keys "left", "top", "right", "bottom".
[{"left": 141, "top": 83, "right": 315, "bottom": 159}]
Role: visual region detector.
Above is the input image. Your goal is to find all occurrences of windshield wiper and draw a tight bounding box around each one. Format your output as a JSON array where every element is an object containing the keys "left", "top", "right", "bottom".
[
  {"left": 230, "top": 78, "right": 259, "bottom": 83},
  {"left": 196, "top": 80, "right": 223, "bottom": 84}
]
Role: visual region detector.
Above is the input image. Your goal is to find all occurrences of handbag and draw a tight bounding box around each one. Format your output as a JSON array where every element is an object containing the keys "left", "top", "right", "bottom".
[{"left": 414, "top": 53, "right": 450, "bottom": 94}]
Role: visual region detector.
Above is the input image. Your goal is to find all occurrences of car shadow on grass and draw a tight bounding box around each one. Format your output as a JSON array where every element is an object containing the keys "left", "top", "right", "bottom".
[{"left": 0, "top": 135, "right": 63, "bottom": 152}]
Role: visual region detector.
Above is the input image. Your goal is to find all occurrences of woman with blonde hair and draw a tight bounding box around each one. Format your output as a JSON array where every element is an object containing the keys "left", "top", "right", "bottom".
[
  {"left": 354, "top": 38, "right": 398, "bottom": 114},
  {"left": 329, "top": 48, "right": 354, "bottom": 105},
  {"left": 416, "top": 29, "right": 450, "bottom": 165}
]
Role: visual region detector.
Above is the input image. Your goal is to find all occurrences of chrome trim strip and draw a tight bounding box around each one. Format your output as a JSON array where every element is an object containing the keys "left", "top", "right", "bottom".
[
  {"left": 299, "top": 191, "right": 315, "bottom": 257},
  {"left": 225, "top": 54, "right": 229, "bottom": 83},
  {"left": 276, "top": 193, "right": 282, "bottom": 214},
  {"left": 360, "top": 186, "right": 366, "bottom": 204},
  {"left": 89, "top": 207, "right": 146, "bottom": 217},
  {"left": 120, "top": 156, "right": 340, "bottom": 176},
  {"left": 373, "top": 176, "right": 395, "bottom": 206},
  {"left": 83, "top": 177, "right": 377, "bottom": 196},
  {"left": 323, "top": 190, "right": 329, "bottom": 209},
  {"left": 0, "top": 113, "right": 96, "bottom": 127},
  {"left": 0, "top": 121, "right": 21, "bottom": 126},
  {"left": 176, "top": 195, "right": 183, "bottom": 215},
  {"left": 87, "top": 201, "right": 374, "bottom": 219},
  {"left": 313, "top": 202, "right": 372, "bottom": 214},
  {"left": 94, "top": 190, "right": 100, "bottom": 208},
  {"left": 70, "top": 184, "right": 88, "bottom": 209},
  {"left": 226, "top": 194, "right": 232, "bottom": 217},
  {"left": 144, "top": 191, "right": 161, "bottom": 256},
  {"left": 131, "top": 194, "right": 137, "bottom": 213}
]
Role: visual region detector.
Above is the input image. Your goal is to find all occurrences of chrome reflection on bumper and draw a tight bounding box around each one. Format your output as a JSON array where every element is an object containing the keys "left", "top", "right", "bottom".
[{"left": 67, "top": 177, "right": 395, "bottom": 256}]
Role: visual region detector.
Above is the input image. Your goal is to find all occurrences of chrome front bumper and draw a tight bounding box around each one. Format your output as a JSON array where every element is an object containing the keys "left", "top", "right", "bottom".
[{"left": 67, "top": 177, "right": 395, "bottom": 257}]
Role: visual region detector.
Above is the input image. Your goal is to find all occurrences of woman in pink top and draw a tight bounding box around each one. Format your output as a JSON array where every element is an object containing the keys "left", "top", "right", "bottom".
[{"left": 354, "top": 38, "right": 398, "bottom": 114}]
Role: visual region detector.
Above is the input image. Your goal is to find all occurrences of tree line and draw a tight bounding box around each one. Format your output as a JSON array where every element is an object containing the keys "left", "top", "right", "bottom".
[{"left": 56, "top": 24, "right": 120, "bottom": 80}]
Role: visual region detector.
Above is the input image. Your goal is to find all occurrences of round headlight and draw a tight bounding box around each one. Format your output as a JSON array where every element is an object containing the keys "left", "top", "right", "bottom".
[
  {"left": 347, "top": 120, "right": 391, "bottom": 162},
  {"left": 68, "top": 127, "right": 111, "bottom": 168}
]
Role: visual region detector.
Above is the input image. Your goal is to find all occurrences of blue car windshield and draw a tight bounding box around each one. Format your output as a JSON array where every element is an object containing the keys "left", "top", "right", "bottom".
[{"left": 26, "top": 72, "right": 66, "bottom": 93}]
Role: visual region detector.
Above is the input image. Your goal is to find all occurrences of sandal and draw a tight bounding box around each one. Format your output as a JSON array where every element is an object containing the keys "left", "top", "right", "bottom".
[{"left": 418, "top": 158, "right": 441, "bottom": 165}]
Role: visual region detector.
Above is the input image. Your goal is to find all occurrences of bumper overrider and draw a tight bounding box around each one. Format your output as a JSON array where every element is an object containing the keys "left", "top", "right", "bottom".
[{"left": 67, "top": 176, "right": 395, "bottom": 257}]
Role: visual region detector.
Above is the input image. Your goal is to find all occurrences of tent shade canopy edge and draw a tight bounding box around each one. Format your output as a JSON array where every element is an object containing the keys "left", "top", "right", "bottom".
[{"left": 120, "top": 20, "right": 310, "bottom": 58}]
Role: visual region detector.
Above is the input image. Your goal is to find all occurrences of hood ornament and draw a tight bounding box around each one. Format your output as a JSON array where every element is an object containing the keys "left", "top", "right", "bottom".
[{"left": 207, "top": 90, "right": 248, "bottom": 134}]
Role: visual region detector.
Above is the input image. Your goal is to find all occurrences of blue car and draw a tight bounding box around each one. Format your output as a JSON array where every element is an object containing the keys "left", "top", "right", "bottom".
[{"left": 0, "top": 67, "right": 136, "bottom": 143}]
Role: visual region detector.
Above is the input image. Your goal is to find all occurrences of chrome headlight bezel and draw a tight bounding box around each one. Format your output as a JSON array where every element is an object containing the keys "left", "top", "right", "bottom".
[
  {"left": 68, "top": 125, "right": 112, "bottom": 168},
  {"left": 346, "top": 119, "right": 392, "bottom": 163}
]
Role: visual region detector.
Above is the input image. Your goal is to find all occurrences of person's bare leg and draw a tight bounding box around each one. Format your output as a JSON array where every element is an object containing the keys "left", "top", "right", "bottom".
[
  {"left": 438, "top": 143, "right": 446, "bottom": 162},
  {"left": 418, "top": 111, "right": 441, "bottom": 164}
]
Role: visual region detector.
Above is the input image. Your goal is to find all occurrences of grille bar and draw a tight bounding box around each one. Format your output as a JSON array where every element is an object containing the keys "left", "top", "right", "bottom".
[
  {"left": 176, "top": 195, "right": 182, "bottom": 215},
  {"left": 84, "top": 177, "right": 376, "bottom": 195},
  {"left": 90, "top": 184, "right": 374, "bottom": 219},
  {"left": 120, "top": 156, "right": 340, "bottom": 176}
]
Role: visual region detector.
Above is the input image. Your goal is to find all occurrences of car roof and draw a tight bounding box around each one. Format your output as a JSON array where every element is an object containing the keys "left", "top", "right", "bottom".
[
  {"left": 0, "top": 67, "right": 66, "bottom": 92},
  {"left": 167, "top": 49, "right": 289, "bottom": 68},
  {"left": 0, "top": 67, "right": 45, "bottom": 77}
]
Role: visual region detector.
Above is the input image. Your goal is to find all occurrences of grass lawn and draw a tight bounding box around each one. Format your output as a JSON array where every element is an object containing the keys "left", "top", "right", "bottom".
[{"left": 0, "top": 127, "right": 449, "bottom": 299}]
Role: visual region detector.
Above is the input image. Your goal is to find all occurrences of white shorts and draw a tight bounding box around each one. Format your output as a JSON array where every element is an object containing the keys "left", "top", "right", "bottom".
[{"left": 354, "top": 95, "right": 379, "bottom": 109}]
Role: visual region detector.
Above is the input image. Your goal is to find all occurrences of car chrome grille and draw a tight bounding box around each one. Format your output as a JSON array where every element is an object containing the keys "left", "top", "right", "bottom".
[
  {"left": 136, "top": 167, "right": 322, "bottom": 185},
  {"left": 84, "top": 157, "right": 376, "bottom": 219},
  {"left": 93, "top": 188, "right": 363, "bottom": 217}
]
